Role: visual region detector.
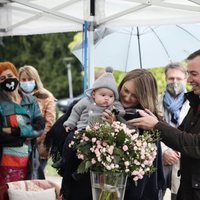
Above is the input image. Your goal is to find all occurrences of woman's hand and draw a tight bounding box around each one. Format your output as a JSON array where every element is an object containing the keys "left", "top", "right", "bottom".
[
  {"left": 127, "top": 109, "right": 159, "bottom": 130},
  {"left": 37, "top": 133, "right": 45, "bottom": 143},
  {"left": 102, "top": 109, "right": 116, "bottom": 124},
  {"left": 2, "top": 127, "right": 12, "bottom": 134}
]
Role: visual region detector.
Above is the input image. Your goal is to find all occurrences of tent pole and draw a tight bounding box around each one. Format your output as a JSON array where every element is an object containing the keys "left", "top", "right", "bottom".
[
  {"left": 88, "top": 21, "right": 95, "bottom": 88},
  {"left": 83, "top": 21, "right": 88, "bottom": 95},
  {"left": 87, "top": 0, "right": 95, "bottom": 88},
  {"left": 90, "top": 0, "right": 95, "bottom": 16},
  {"left": 136, "top": 26, "right": 142, "bottom": 68}
]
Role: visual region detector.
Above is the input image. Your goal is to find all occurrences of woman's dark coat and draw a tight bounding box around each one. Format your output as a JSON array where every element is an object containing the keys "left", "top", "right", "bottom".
[
  {"left": 45, "top": 101, "right": 165, "bottom": 200},
  {"left": 45, "top": 100, "right": 92, "bottom": 200}
]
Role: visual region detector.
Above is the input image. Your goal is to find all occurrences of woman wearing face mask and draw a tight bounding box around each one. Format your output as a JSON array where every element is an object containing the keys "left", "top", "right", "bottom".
[
  {"left": 19, "top": 65, "right": 56, "bottom": 173},
  {"left": 58, "top": 69, "right": 164, "bottom": 200},
  {"left": 103, "top": 69, "right": 165, "bottom": 200},
  {"left": 0, "top": 61, "right": 45, "bottom": 185}
]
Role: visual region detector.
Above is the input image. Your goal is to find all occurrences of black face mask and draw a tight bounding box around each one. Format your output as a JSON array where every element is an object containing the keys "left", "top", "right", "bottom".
[{"left": 0, "top": 78, "right": 19, "bottom": 92}]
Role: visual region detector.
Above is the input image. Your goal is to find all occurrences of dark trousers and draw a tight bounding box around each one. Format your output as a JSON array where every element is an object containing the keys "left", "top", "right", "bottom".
[{"left": 162, "top": 165, "right": 177, "bottom": 200}]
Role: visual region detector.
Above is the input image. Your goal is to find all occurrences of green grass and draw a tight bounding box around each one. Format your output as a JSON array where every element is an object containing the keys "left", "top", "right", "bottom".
[{"left": 45, "top": 159, "right": 59, "bottom": 176}]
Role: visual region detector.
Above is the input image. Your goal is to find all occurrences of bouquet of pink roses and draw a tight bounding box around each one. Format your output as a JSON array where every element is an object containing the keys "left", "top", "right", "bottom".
[{"left": 69, "top": 121, "right": 158, "bottom": 181}]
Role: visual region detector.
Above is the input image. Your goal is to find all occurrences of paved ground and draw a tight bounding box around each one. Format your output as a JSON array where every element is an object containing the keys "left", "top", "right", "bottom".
[
  {"left": 46, "top": 175, "right": 171, "bottom": 200},
  {"left": 163, "top": 189, "right": 171, "bottom": 200},
  {"left": 46, "top": 175, "right": 62, "bottom": 185}
]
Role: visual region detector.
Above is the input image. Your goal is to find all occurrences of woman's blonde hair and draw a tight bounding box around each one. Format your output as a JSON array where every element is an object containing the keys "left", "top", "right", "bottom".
[
  {"left": 118, "top": 69, "right": 158, "bottom": 115},
  {"left": 19, "top": 65, "right": 54, "bottom": 98}
]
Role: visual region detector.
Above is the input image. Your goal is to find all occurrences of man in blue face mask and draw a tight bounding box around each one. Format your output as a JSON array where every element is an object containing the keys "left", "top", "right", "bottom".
[{"left": 158, "top": 63, "right": 190, "bottom": 200}]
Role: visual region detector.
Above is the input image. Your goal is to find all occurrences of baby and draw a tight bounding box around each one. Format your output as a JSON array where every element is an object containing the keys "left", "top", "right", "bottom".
[{"left": 52, "top": 70, "right": 125, "bottom": 169}]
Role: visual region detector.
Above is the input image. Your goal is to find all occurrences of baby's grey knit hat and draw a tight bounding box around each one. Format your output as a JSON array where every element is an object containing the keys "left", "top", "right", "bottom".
[{"left": 86, "top": 67, "right": 119, "bottom": 100}]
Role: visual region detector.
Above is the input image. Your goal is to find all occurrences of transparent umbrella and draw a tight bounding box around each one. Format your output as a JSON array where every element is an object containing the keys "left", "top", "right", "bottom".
[{"left": 72, "top": 23, "right": 200, "bottom": 71}]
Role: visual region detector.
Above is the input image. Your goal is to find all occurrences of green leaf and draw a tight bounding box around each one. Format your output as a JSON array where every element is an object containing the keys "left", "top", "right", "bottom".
[
  {"left": 116, "top": 130, "right": 126, "bottom": 145},
  {"left": 77, "top": 161, "right": 88, "bottom": 174},
  {"left": 85, "top": 161, "right": 92, "bottom": 170}
]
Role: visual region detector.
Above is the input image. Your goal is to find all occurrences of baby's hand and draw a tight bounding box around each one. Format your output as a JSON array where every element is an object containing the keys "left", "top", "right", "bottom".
[
  {"left": 102, "top": 109, "right": 116, "bottom": 124},
  {"left": 65, "top": 126, "right": 71, "bottom": 133}
]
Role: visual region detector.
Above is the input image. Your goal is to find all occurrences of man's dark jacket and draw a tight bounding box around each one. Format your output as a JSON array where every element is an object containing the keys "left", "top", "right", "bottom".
[{"left": 155, "top": 91, "right": 200, "bottom": 200}]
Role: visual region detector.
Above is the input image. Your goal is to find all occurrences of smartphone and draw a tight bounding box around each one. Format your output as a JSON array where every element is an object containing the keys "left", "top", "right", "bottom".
[{"left": 124, "top": 109, "right": 141, "bottom": 120}]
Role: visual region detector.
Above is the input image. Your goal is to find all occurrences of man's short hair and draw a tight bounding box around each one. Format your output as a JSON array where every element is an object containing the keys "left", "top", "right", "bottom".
[
  {"left": 187, "top": 49, "right": 200, "bottom": 60},
  {"left": 165, "top": 62, "right": 187, "bottom": 78}
]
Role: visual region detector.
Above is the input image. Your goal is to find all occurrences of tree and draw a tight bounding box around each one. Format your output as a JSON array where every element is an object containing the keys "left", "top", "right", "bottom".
[{"left": 0, "top": 33, "right": 83, "bottom": 99}]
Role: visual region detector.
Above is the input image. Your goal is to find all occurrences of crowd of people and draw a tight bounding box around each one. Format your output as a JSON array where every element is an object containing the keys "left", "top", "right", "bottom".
[{"left": 0, "top": 49, "right": 200, "bottom": 200}]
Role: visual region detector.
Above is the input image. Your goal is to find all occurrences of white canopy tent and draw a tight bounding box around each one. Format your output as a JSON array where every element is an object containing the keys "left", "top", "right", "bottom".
[
  {"left": 1, "top": 0, "right": 200, "bottom": 36},
  {"left": 1, "top": 0, "right": 200, "bottom": 87}
]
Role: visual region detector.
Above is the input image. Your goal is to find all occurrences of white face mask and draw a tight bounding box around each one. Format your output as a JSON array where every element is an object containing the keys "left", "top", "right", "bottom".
[
  {"left": 20, "top": 80, "right": 36, "bottom": 93},
  {"left": 166, "top": 82, "right": 185, "bottom": 97}
]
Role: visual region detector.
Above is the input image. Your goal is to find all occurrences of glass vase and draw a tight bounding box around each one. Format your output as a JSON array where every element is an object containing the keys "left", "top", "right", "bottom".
[{"left": 90, "top": 171, "right": 127, "bottom": 200}]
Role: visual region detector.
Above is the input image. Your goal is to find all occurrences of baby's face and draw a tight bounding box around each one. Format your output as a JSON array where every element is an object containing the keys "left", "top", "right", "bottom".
[{"left": 92, "top": 88, "right": 115, "bottom": 106}]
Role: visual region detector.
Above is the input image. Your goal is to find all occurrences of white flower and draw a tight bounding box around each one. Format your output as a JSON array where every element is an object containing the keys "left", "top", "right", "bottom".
[
  {"left": 77, "top": 153, "right": 84, "bottom": 160},
  {"left": 125, "top": 169, "right": 130, "bottom": 173},
  {"left": 124, "top": 161, "right": 130, "bottom": 167},
  {"left": 106, "top": 156, "right": 112, "bottom": 163},
  {"left": 134, "top": 146, "right": 138, "bottom": 151},
  {"left": 115, "top": 164, "right": 119, "bottom": 168},
  {"left": 110, "top": 163, "right": 115, "bottom": 169},
  {"left": 101, "top": 147, "right": 106, "bottom": 153},
  {"left": 68, "top": 141, "right": 74, "bottom": 148},
  {"left": 92, "top": 138, "right": 97, "bottom": 143},
  {"left": 122, "top": 145, "right": 128, "bottom": 151},
  {"left": 107, "top": 145, "right": 114, "bottom": 155},
  {"left": 136, "top": 140, "right": 142, "bottom": 147},
  {"left": 94, "top": 149, "right": 101, "bottom": 157}
]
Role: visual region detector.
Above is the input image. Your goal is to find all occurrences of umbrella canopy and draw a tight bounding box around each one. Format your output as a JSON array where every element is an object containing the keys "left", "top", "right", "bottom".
[{"left": 72, "top": 24, "right": 200, "bottom": 71}]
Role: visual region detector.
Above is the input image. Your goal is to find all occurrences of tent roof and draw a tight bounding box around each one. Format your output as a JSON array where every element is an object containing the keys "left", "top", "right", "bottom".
[{"left": 0, "top": 0, "right": 200, "bottom": 36}]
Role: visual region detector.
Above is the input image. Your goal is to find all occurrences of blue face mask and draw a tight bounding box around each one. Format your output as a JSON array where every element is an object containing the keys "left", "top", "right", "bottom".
[{"left": 20, "top": 80, "right": 36, "bottom": 93}]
